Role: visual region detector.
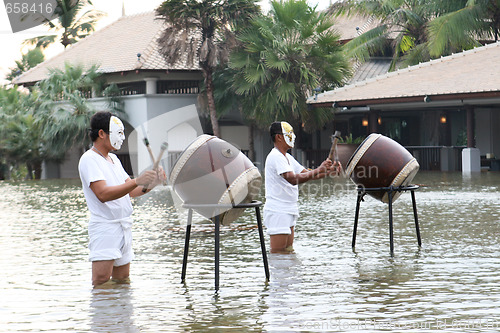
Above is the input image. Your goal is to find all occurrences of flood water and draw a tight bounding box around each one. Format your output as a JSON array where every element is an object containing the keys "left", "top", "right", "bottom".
[{"left": 1, "top": 171, "right": 500, "bottom": 332}]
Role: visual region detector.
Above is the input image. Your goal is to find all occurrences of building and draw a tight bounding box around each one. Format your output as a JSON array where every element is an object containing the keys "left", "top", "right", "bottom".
[
  {"left": 14, "top": 12, "right": 209, "bottom": 178},
  {"left": 307, "top": 42, "right": 500, "bottom": 172}
]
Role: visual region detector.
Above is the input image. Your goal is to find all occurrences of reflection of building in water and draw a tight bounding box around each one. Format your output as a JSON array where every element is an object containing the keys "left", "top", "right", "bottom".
[{"left": 90, "top": 286, "right": 139, "bottom": 333}]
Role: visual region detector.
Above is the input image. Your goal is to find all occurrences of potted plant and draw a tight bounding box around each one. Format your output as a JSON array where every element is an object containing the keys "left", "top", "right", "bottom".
[{"left": 337, "top": 134, "right": 365, "bottom": 168}]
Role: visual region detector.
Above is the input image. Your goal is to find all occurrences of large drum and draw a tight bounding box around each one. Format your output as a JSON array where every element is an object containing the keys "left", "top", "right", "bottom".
[
  {"left": 169, "top": 134, "right": 262, "bottom": 225},
  {"left": 345, "top": 133, "right": 419, "bottom": 203}
]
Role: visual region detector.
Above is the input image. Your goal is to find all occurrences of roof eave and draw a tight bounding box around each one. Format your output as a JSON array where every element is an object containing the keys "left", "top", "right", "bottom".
[{"left": 309, "top": 91, "right": 500, "bottom": 109}]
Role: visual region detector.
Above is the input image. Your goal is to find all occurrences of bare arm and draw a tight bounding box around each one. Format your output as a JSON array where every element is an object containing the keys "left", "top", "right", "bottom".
[
  {"left": 90, "top": 170, "right": 157, "bottom": 202},
  {"left": 281, "top": 159, "right": 332, "bottom": 185},
  {"left": 90, "top": 178, "right": 138, "bottom": 202}
]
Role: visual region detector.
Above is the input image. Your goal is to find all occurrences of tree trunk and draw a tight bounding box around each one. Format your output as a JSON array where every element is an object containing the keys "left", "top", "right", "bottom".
[
  {"left": 248, "top": 123, "right": 255, "bottom": 162},
  {"left": 203, "top": 69, "right": 221, "bottom": 138},
  {"left": 33, "top": 160, "right": 42, "bottom": 180},
  {"left": 25, "top": 163, "right": 33, "bottom": 180}
]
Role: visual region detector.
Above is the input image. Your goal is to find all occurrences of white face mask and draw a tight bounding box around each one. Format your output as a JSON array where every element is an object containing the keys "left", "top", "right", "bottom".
[
  {"left": 281, "top": 121, "right": 296, "bottom": 148},
  {"left": 109, "top": 116, "right": 125, "bottom": 150}
]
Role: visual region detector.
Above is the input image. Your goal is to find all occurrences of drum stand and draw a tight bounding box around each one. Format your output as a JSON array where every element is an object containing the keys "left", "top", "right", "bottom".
[
  {"left": 352, "top": 185, "right": 422, "bottom": 255},
  {"left": 181, "top": 200, "right": 270, "bottom": 292}
]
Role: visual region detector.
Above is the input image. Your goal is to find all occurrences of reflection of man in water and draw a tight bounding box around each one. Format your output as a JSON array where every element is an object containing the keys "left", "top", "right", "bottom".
[
  {"left": 264, "top": 121, "right": 341, "bottom": 253},
  {"left": 78, "top": 111, "right": 165, "bottom": 287}
]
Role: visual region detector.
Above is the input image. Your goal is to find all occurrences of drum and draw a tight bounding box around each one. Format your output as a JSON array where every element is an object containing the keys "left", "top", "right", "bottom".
[
  {"left": 345, "top": 133, "right": 419, "bottom": 203},
  {"left": 169, "top": 134, "right": 262, "bottom": 225}
]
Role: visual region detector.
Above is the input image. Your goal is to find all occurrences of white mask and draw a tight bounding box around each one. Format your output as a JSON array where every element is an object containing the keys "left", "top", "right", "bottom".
[
  {"left": 281, "top": 121, "right": 296, "bottom": 148},
  {"left": 109, "top": 116, "right": 125, "bottom": 150}
]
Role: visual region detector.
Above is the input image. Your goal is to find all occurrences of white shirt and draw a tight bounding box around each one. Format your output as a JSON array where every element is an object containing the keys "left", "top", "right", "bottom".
[
  {"left": 78, "top": 149, "right": 133, "bottom": 222},
  {"left": 264, "top": 148, "right": 305, "bottom": 216}
]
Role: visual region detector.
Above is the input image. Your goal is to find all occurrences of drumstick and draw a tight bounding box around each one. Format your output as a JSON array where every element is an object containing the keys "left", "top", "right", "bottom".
[
  {"left": 143, "top": 138, "right": 156, "bottom": 165},
  {"left": 328, "top": 130, "right": 341, "bottom": 162},
  {"left": 142, "top": 142, "right": 168, "bottom": 192},
  {"left": 153, "top": 142, "right": 168, "bottom": 170}
]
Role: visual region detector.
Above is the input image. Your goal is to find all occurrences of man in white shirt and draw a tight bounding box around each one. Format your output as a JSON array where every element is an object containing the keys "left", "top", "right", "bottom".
[
  {"left": 264, "top": 121, "right": 341, "bottom": 253},
  {"left": 78, "top": 111, "right": 164, "bottom": 287}
]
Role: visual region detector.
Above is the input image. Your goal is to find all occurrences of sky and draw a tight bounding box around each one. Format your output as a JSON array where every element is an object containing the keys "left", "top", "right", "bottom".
[{"left": 0, "top": 0, "right": 332, "bottom": 85}]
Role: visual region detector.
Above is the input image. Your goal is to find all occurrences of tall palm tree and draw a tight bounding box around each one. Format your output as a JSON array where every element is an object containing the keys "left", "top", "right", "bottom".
[
  {"left": 156, "top": 0, "right": 260, "bottom": 137},
  {"left": 427, "top": 0, "right": 500, "bottom": 58},
  {"left": 331, "top": 0, "right": 467, "bottom": 70},
  {"left": 24, "top": 0, "right": 105, "bottom": 49},
  {"left": 229, "top": 0, "right": 350, "bottom": 132}
]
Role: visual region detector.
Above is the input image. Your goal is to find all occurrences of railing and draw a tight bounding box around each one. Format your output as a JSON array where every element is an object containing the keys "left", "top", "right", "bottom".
[
  {"left": 405, "top": 146, "right": 464, "bottom": 171},
  {"left": 304, "top": 146, "right": 465, "bottom": 171},
  {"left": 157, "top": 80, "right": 200, "bottom": 94}
]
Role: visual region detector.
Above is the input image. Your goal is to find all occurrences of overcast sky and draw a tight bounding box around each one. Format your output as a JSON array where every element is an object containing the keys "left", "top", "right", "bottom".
[{"left": 0, "top": 0, "right": 332, "bottom": 84}]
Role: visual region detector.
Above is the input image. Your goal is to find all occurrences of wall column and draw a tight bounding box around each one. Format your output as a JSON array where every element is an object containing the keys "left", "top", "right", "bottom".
[
  {"left": 144, "top": 77, "right": 158, "bottom": 95},
  {"left": 466, "top": 106, "right": 475, "bottom": 148},
  {"left": 369, "top": 111, "right": 379, "bottom": 133},
  {"left": 463, "top": 106, "right": 480, "bottom": 173}
]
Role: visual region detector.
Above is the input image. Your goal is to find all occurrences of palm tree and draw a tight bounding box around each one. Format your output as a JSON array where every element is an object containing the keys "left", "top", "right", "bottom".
[
  {"left": 24, "top": 0, "right": 105, "bottom": 49},
  {"left": 427, "top": 0, "right": 500, "bottom": 58},
  {"left": 331, "top": 0, "right": 467, "bottom": 70},
  {"left": 6, "top": 47, "right": 45, "bottom": 82},
  {"left": 35, "top": 63, "right": 123, "bottom": 160},
  {"left": 155, "top": 0, "right": 260, "bottom": 137},
  {"left": 228, "top": 0, "right": 350, "bottom": 132},
  {"left": 0, "top": 86, "right": 46, "bottom": 179}
]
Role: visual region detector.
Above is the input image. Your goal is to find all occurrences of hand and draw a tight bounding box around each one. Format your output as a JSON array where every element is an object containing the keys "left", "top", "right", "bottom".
[
  {"left": 151, "top": 166, "right": 167, "bottom": 187},
  {"left": 328, "top": 161, "right": 342, "bottom": 176},
  {"left": 318, "top": 159, "right": 333, "bottom": 174},
  {"left": 135, "top": 170, "right": 157, "bottom": 186}
]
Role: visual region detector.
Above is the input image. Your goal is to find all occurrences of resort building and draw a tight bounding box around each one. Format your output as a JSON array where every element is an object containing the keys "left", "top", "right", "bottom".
[{"left": 13, "top": 11, "right": 500, "bottom": 178}]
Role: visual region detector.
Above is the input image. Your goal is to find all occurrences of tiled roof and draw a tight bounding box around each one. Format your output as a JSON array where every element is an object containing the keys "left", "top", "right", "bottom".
[
  {"left": 13, "top": 12, "right": 200, "bottom": 85},
  {"left": 348, "top": 58, "right": 392, "bottom": 84},
  {"left": 333, "top": 14, "right": 378, "bottom": 41},
  {"left": 308, "top": 41, "right": 500, "bottom": 106}
]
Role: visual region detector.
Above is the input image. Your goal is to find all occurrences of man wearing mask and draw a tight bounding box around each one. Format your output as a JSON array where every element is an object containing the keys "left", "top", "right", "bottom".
[
  {"left": 264, "top": 121, "right": 341, "bottom": 253},
  {"left": 78, "top": 111, "right": 165, "bottom": 287}
]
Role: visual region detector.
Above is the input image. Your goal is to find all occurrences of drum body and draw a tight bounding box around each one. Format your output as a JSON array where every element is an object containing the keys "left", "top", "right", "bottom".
[
  {"left": 345, "top": 134, "right": 419, "bottom": 203},
  {"left": 170, "top": 134, "right": 262, "bottom": 225}
]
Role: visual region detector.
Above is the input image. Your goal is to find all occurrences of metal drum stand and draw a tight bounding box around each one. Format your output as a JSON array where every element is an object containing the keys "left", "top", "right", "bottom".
[
  {"left": 181, "top": 200, "right": 270, "bottom": 292},
  {"left": 352, "top": 185, "right": 422, "bottom": 255}
]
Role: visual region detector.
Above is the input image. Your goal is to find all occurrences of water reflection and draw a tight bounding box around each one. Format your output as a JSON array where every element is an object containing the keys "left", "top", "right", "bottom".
[
  {"left": 1, "top": 172, "right": 500, "bottom": 332},
  {"left": 90, "top": 286, "right": 138, "bottom": 333}
]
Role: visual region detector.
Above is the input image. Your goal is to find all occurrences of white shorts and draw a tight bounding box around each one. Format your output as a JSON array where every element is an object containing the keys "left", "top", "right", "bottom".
[
  {"left": 88, "top": 221, "right": 134, "bottom": 267},
  {"left": 263, "top": 211, "right": 297, "bottom": 235}
]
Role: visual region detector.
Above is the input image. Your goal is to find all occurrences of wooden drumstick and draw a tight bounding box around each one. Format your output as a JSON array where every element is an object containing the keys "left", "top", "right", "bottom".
[
  {"left": 328, "top": 130, "right": 341, "bottom": 162},
  {"left": 142, "top": 142, "right": 168, "bottom": 192},
  {"left": 143, "top": 137, "right": 156, "bottom": 165},
  {"left": 153, "top": 142, "right": 168, "bottom": 170}
]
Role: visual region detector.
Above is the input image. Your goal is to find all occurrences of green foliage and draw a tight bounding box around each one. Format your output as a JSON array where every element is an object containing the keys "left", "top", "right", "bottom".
[
  {"left": 0, "top": 86, "right": 45, "bottom": 179},
  {"left": 23, "top": 0, "right": 105, "bottom": 49},
  {"left": 34, "top": 63, "right": 124, "bottom": 160},
  {"left": 339, "top": 133, "right": 365, "bottom": 144},
  {"left": 6, "top": 47, "right": 45, "bottom": 82},
  {"left": 156, "top": 0, "right": 260, "bottom": 136},
  {"left": 335, "top": 0, "right": 480, "bottom": 70},
  {"left": 228, "top": 0, "right": 350, "bottom": 132},
  {"left": 427, "top": 1, "right": 496, "bottom": 57}
]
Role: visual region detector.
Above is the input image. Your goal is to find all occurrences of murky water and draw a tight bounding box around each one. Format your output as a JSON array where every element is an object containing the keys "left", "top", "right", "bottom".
[{"left": 1, "top": 172, "right": 500, "bottom": 332}]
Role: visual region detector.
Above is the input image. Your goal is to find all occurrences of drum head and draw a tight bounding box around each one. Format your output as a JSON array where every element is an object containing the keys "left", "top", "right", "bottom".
[
  {"left": 169, "top": 134, "right": 213, "bottom": 186},
  {"left": 345, "top": 133, "right": 419, "bottom": 203},
  {"left": 169, "top": 134, "right": 262, "bottom": 224},
  {"left": 345, "top": 133, "right": 381, "bottom": 178}
]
